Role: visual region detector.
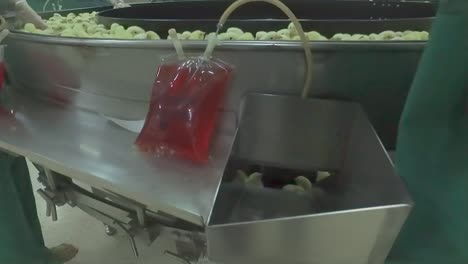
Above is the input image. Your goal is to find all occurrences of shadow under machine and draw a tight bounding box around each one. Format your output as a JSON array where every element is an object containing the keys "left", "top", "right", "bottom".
[{"left": 0, "top": 0, "right": 428, "bottom": 263}]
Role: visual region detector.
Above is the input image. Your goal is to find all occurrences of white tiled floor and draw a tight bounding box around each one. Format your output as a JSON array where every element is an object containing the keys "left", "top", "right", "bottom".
[{"left": 28, "top": 160, "right": 180, "bottom": 264}]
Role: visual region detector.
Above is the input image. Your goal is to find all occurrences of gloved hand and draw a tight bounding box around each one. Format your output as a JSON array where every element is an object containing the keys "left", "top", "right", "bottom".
[
  {"left": 108, "top": 0, "right": 131, "bottom": 9},
  {"left": 0, "top": 15, "right": 9, "bottom": 41},
  {"left": 0, "top": 29, "right": 9, "bottom": 43},
  {"left": 0, "top": 15, "right": 6, "bottom": 32},
  {"left": 10, "top": 0, "right": 47, "bottom": 29}
]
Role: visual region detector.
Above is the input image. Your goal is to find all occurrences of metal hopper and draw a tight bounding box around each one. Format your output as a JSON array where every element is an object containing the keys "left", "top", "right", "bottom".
[{"left": 206, "top": 94, "right": 412, "bottom": 264}]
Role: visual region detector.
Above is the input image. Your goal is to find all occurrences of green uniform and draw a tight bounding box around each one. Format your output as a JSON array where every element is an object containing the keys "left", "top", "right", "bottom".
[
  {"left": 0, "top": 1, "right": 106, "bottom": 263},
  {"left": 388, "top": 1, "right": 468, "bottom": 263},
  {"left": 0, "top": 152, "right": 53, "bottom": 264}
]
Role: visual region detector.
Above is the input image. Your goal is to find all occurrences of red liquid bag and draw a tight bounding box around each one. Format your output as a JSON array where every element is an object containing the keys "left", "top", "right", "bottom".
[
  {"left": 136, "top": 57, "right": 233, "bottom": 163},
  {"left": 0, "top": 46, "right": 4, "bottom": 91},
  {"left": 0, "top": 63, "right": 4, "bottom": 91}
]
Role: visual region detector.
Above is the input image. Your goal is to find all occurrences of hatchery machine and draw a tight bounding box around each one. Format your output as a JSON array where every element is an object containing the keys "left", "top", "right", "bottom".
[{"left": 0, "top": 1, "right": 426, "bottom": 263}]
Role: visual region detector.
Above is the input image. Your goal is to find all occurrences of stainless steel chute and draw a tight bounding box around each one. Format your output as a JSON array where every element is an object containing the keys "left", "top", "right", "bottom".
[
  {"left": 0, "top": 87, "right": 412, "bottom": 263},
  {"left": 5, "top": 33, "right": 426, "bottom": 150},
  {"left": 0, "top": 91, "right": 236, "bottom": 225}
]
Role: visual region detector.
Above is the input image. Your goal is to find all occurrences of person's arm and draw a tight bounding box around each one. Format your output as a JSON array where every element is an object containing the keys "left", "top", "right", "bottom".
[
  {"left": 11, "top": 0, "right": 47, "bottom": 29},
  {"left": 108, "top": 0, "right": 131, "bottom": 8}
]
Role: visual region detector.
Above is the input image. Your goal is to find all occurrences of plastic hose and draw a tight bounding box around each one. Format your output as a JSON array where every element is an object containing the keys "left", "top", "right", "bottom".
[
  {"left": 168, "top": 29, "right": 185, "bottom": 60},
  {"left": 202, "top": 34, "right": 218, "bottom": 60},
  {"left": 204, "top": 0, "right": 313, "bottom": 98}
]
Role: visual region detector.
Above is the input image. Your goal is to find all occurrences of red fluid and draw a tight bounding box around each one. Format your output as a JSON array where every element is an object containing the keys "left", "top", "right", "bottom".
[
  {"left": 136, "top": 59, "right": 233, "bottom": 163},
  {"left": 0, "top": 62, "right": 4, "bottom": 91}
]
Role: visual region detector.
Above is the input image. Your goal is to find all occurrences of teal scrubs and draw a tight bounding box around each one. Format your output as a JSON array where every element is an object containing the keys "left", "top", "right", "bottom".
[
  {"left": 389, "top": 1, "right": 468, "bottom": 263},
  {"left": 0, "top": 1, "right": 107, "bottom": 263},
  {"left": 0, "top": 152, "right": 52, "bottom": 264}
]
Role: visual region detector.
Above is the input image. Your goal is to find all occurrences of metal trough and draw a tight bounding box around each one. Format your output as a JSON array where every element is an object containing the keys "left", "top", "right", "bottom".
[
  {"left": 5, "top": 34, "right": 426, "bottom": 150},
  {"left": 4, "top": 1, "right": 435, "bottom": 149},
  {"left": 206, "top": 94, "right": 412, "bottom": 264}
]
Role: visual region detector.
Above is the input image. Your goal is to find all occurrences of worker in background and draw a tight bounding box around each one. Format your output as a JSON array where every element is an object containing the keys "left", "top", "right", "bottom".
[
  {"left": 0, "top": 1, "right": 81, "bottom": 263},
  {"left": 1, "top": 0, "right": 138, "bottom": 261},
  {"left": 388, "top": 0, "right": 468, "bottom": 263},
  {"left": 8, "top": 0, "right": 47, "bottom": 28},
  {"left": 28, "top": 0, "right": 142, "bottom": 12}
]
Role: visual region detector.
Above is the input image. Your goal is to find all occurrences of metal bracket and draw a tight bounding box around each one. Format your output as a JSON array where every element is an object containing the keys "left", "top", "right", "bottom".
[
  {"left": 115, "top": 221, "right": 139, "bottom": 258},
  {"left": 44, "top": 168, "right": 57, "bottom": 191},
  {"left": 33, "top": 166, "right": 206, "bottom": 261},
  {"left": 91, "top": 187, "right": 147, "bottom": 226},
  {"left": 37, "top": 189, "right": 58, "bottom": 221},
  {"left": 77, "top": 203, "right": 140, "bottom": 258},
  {"left": 164, "top": 250, "right": 192, "bottom": 264},
  {"left": 166, "top": 228, "right": 207, "bottom": 263}
]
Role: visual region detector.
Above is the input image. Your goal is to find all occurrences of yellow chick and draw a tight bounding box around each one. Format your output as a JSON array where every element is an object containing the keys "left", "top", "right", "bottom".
[
  {"left": 127, "top": 26, "right": 145, "bottom": 36},
  {"left": 227, "top": 27, "right": 244, "bottom": 35},
  {"left": 277, "top": 28, "right": 290, "bottom": 37},
  {"left": 189, "top": 30, "right": 205, "bottom": 40},
  {"left": 245, "top": 172, "right": 263, "bottom": 188},
  {"left": 307, "top": 31, "right": 322, "bottom": 41},
  {"left": 146, "top": 31, "right": 160, "bottom": 40},
  {"left": 294, "top": 176, "right": 313, "bottom": 191},
  {"left": 255, "top": 31, "right": 267, "bottom": 40},
  {"left": 288, "top": 22, "right": 297, "bottom": 36},
  {"left": 238, "top": 32, "right": 255, "bottom": 40}
]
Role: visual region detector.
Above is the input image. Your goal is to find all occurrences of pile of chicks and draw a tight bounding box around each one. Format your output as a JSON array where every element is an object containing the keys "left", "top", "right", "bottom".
[
  {"left": 172, "top": 26, "right": 328, "bottom": 41},
  {"left": 330, "top": 30, "right": 429, "bottom": 41},
  {"left": 22, "top": 12, "right": 161, "bottom": 39},
  {"left": 21, "top": 12, "right": 430, "bottom": 41},
  {"left": 181, "top": 25, "right": 429, "bottom": 41},
  {"left": 234, "top": 169, "right": 330, "bottom": 196}
]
